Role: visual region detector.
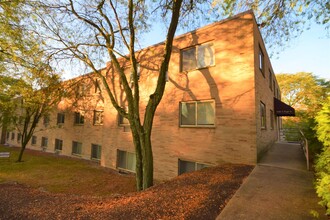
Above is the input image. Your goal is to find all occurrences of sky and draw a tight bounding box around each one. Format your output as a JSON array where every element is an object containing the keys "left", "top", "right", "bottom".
[{"left": 271, "top": 24, "right": 330, "bottom": 80}]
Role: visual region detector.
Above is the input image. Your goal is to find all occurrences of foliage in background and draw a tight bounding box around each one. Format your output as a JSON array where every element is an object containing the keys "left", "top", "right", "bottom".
[
  {"left": 0, "top": 0, "right": 64, "bottom": 162},
  {"left": 276, "top": 72, "right": 330, "bottom": 157},
  {"left": 314, "top": 97, "right": 330, "bottom": 215}
]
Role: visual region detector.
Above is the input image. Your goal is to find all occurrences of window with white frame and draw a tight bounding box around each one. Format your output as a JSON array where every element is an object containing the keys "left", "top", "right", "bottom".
[
  {"left": 270, "top": 109, "right": 274, "bottom": 130},
  {"left": 55, "top": 139, "right": 63, "bottom": 151},
  {"left": 260, "top": 102, "right": 266, "bottom": 129},
  {"left": 91, "top": 144, "right": 101, "bottom": 160},
  {"left": 41, "top": 137, "right": 48, "bottom": 147},
  {"left": 117, "top": 150, "right": 136, "bottom": 172},
  {"left": 11, "top": 132, "right": 15, "bottom": 140},
  {"left": 31, "top": 136, "right": 37, "bottom": 145},
  {"left": 72, "top": 141, "right": 82, "bottom": 155},
  {"left": 74, "top": 112, "right": 84, "bottom": 125},
  {"left": 93, "top": 110, "right": 103, "bottom": 125},
  {"left": 259, "top": 46, "right": 264, "bottom": 76},
  {"left": 181, "top": 42, "right": 214, "bottom": 72},
  {"left": 180, "top": 100, "right": 215, "bottom": 127},
  {"left": 178, "top": 159, "right": 209, "bottom": 175},
  {"left": 57, "top": 113, "right": 65, "bottom": 124}
]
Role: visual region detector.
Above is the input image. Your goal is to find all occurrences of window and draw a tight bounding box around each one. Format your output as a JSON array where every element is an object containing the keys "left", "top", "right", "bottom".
[
  {"left": 74, "top": 112, "right": 84, "bottom": 125},
  {"left": 270, "top": 110, "right": 274, "bottom": 130},
  {"left": 178, "top": 159, "right": 208, "bottom": 175},
  {"left": 43, "top": 115, "right": 50, "bottom": 126},
  {"left": 6, "top": 132, "right": 9, "bottom": 140},
  {"left": 93, "top": 110, "right": 103, "bottom": 125},
  {"left": 269, "top": 70, "right": 273, "bottom": 90},
  {"left": 181, "top": 42, "right": 214, "bottom": 72},
  {"left": 76, "top": 84, "right": 86, "bottom": 96},
  {"left": 55, "top": 139, "right": 63, "bottom": 151},
  {"left": 259, "top": 46, "right": 264, "bottom": 75},
  {"left": 117, "top": 150, "right": 136, "bottom": 172},
  {"left": 57, "top": 113, "right": 65, "bottom": 124},
  {"left": 260, "top": 102, "right": 266, "bottom": 129},
  {"left": 180, "top": 100, "right": 215, "bottom": 127},
  {"left": 41, "top": 137, "right": 48, "bottom": 147},
  {"left": 273, "top": 81, "right": 276, "bottom": 97},
  {"left": 91, "top": 144, "right": 101, "bottom": 160},
  {"left": 11, "top": 132, "right": 15, "bottom": 140},
  {"left": 17, "top": 133, "right": 21, "bottom": 142},
  {"left": 32, "top": 136, "right": 37, "bottom": 145},
  {"left": 72, "top": 141, "right": 82, "bottom": 155}
]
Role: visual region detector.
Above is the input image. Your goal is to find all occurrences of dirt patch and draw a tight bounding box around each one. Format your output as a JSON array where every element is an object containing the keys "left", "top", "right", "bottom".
[{"left": 0, "top": 164, "right": 253, "bottom": 219}]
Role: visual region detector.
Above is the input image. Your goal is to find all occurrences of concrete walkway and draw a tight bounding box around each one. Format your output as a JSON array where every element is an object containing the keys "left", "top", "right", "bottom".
[{"left": 217, "top": 142, "right": 327, "bottom": 220}]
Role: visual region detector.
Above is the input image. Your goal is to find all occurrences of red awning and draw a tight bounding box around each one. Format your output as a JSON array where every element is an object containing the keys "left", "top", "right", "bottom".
[{"left": 274, "top": 98, "right": 295, "bottom": 116}]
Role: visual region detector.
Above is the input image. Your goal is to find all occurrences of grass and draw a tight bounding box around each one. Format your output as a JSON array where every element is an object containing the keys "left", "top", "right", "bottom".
[{"left": 0, "top": 145, "right": 136, "bottom": 197}]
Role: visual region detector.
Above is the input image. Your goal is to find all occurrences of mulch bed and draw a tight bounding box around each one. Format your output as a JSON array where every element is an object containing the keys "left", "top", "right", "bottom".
[{"left": 0, "top": 164, "right": 253, "bottom": 220}]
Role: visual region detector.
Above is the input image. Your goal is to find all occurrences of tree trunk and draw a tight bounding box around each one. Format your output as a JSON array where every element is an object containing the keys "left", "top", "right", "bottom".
[
  {"left": 141, "top": 132, "right": 153, "bottom": 190},
  {"left": 17, "top": 142, "right": 26, "bottom": 162},
  {"left": 131, "top": 126, "right": 143, "bottom": 191}
]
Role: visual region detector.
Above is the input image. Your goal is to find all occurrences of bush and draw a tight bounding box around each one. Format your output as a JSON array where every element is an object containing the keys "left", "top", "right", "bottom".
[{"left": 314, "top": 97, "right": 330, "bottom": 215}]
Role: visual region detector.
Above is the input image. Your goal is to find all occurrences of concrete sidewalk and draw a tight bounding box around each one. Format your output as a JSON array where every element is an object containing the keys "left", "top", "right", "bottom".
[{"left": 217, "top": 142, "right": 327, "bottom": 220}]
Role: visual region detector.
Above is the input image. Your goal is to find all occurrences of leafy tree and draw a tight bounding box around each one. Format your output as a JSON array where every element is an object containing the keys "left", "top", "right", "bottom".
[
  {"left": 276, "top": 72, "right": 329, "bottom": 156},
  {"left": 314, "top": 97, "right": 330, "bottom": 215},
  {"left": 0, "top": 1, "right": 64, "bottom": 162},
  {"left": 0, "top": 64, "right": 63, "bottom": 162}
]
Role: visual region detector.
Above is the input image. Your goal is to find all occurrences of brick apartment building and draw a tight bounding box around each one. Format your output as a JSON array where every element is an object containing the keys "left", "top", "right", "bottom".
[{"left": 3, "top": 11, "right": 293, "bottom": 181}]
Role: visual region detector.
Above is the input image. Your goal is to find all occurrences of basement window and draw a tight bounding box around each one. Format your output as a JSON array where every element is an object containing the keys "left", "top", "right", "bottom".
[
  {"left": 178, "top": 159, "right": 209, "bottom": 175},
  {"left": 55, "top": 139, "right": 63, "bottom": 151},
  {"left": 72, "top": 141, "right": 82, "bottom": 155},
  {"left": 117, "top": 150, "right": 136, "bottom": 172},
  {"left": 91, "top": 144, "right": 101, "bottom": 160}
]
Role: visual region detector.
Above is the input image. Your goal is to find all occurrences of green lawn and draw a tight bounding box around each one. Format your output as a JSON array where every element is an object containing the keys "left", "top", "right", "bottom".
[{"left": 0, "top": 145, "right": 136, "bottom": 197}]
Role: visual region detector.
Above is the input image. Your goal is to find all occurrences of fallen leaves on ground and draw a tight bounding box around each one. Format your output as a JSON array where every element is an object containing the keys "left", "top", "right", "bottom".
[{"left": 0, "top": 164, "right": 253, "bottom": 220}]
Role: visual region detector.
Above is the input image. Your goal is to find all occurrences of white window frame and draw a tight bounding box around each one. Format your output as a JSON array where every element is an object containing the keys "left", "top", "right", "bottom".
[
  {"left": 55, "top": 139, "right": 63, "bottom": 151},
  {"left": 178, "top": 159, "right": 209, "bottom": 175},
  {"left": 179, "top": 100, "right": 215, "bottom": 127},
  {"left": 117, "top": 150, "right": 136, "bottom": 172},
  {"left": 260, "top": 101, "right": 266, "bottom": 129},
  {"left": 91, "top": 144, "right": 101, "bottom": 160},
  {"left": 181, "top": 42, "right": 215, "bottom": 72},
  {"left": 41, "top": 137, "right": 48, "bottom": 147},
  {"left": 259, "top": 46, "right": 265, "bottom": 76},
  {"left": 72, "top": 141, "right": 82, "bottom": 155}
]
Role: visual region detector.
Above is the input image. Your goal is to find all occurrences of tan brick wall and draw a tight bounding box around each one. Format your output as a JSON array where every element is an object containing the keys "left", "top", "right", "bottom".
[
  {"left": 5, "top": 11, "right": 278, "bottom": 181},
  {"left": 252, "top": 16, "right": 281, "bottom": 160}
]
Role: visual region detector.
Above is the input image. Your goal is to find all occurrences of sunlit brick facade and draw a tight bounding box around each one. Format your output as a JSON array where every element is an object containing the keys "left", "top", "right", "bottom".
[{"left": 4, "top": 11, "right": 281, "bottom": 180}]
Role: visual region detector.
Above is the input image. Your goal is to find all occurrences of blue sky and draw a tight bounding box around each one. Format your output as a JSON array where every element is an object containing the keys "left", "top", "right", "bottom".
[{"left": 271, "top": 24, "right": 330, "bottom": 80}]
